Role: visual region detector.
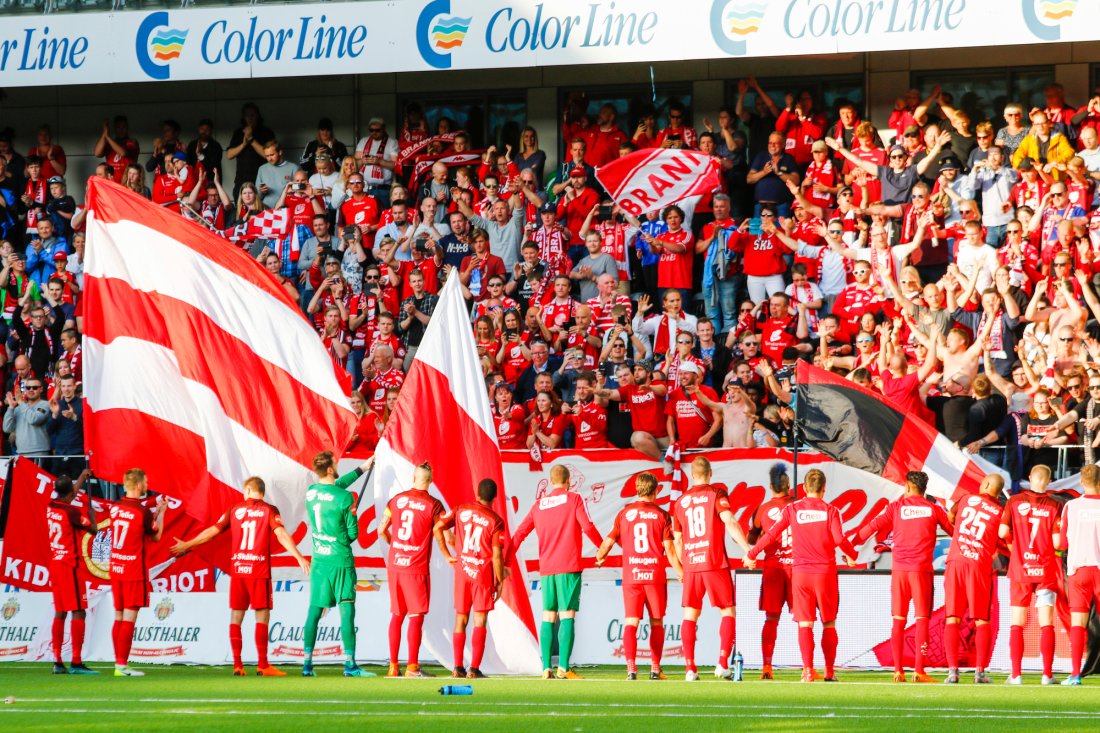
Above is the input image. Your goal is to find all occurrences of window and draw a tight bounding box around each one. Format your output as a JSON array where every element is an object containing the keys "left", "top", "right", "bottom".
[
  {"left": 911, "top": 67, "right": 1055, "bottom": 126},
  {"left": 560, "top": 83, "right": 694, "bottom": 150},
  {"left": 731, "top": 75, "right": 865, "bottom": 122},
  {"left": 402, "top": 92, "right": 526, "bottom": 152}
]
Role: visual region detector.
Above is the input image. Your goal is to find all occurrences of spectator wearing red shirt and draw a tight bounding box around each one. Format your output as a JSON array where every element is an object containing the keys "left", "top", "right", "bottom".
[
  {"left": 664, "top": 362, "right": 721, "bottom": 448},
  {"left": 656, "top": 102, "right": 698, "bottom": 150},
  {"left": 492, "top": 383, "right": 528, "bottom": 450},
  {"left": 1044, "top": 83, "right": 1078, "bottom": 143},
  {"left": 29, "top": 124, "right": 66, "bottom": 180},
  {"left": 729, "top": 206, "right": 788, "bottom": 302},
  {"left": 528, "top": 389, "right": 567, "bottom": 450},
  {"left": 582, "top": 104, "right": 629, "bottom": 168},
  {"left": 775, "top": 90, "right": 827, "bottom": 167},
  {"left": 567, "top": 372, "right": 609, "bottom": 449},
  {"left": 597, "top": 362, "right": 669, "bottom": 460},
  {"left": 94, "top": 116, "right": 138, "bottom": 184},
  {"left": 344, "top": 391, "right": 383, "bottom": 457},
  {"left": 631, "top": 108, "right": 659, "bottom": 150},
  {"left": 359, "top": 343, "right": 405, "bottom": 414},
  {"left": 831, "top": 260, "right": 886, "bottom": 338},
  {"left": 888, "top": 88, "right": 925, "bottom": 140},
  {"left": 878, "top": 322, "right": 938, "bottom": 425},
  {"left": 556, "top": 169, "right": 600, "bottom": 258},
  {"left": 801, "top": 140, "right": 840, "bottom": 209},
  {"left": 274, "top": 170, "right": 324, "bottom": 232},
  {"left": 339, "top": 174, "right": 381, "bottom": 245},
  {"left": 758, "top": 293, "right": 808, "bottom": 365},
  {"left": 642, "top": 205, "right": 694, "bottom": 301},
  {"left": 458, "top": 228, "right": 506, "bottom": 302},
  {"left": 842, "top": 122, "right": 886, "bottom": 208}
]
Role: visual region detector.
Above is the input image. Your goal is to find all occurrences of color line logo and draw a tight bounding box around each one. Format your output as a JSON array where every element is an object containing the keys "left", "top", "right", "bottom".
[
  {"left": 417, "top": 0, "right": 471, "bottom": 69},
  {"left": 710, "top": 0, "right": 766, "bottom": 56},
  {"left": 1022, "top": 0, "right": 1077, "bottom": 40},
  {"left": 136, "top": 11, "right": 189, "bottom": 80}
]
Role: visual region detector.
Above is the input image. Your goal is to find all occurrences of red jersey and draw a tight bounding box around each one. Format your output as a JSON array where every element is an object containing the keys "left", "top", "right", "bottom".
[
  {"left": 1001, "top": 491, "right": 1062, "bottom": 585},
  {"left": 500, "top": 337, "right": 532, "bottom": 385},
  {"left": 384, "top": 489, "right": 445, "bottom": 574},
  {"left": 46, "top": 500, "right": 93, "bottom": 566},
  {"left": 803, "top": 159, "right": 838, "bottom": 208},
  {"left": 397, "top": 258, "right": 440, "bottom": 299},
  {"left": 340, "top": 195, "right": 380, "bottom": 231},
  {"left": 213, "top": 498, "right": 284, "bottom": 578},
  {"left": 439, "top": 502, "right": 505, "bottom": 586},
  {"left": 857, "top": 495, "right": 952, "bottom": 573},
  {"left": 360, "top": 367, "right": 405, "bottom": 413},
  {"left": 283, "top": 193, "right": 320, "bottom": 230},
  {"left": 530, "top": 413, "right": 568, "bottom": 447},
  {"left": 104, "top": 139, "right": 139, "bottom": 183},
  {"left": 753, "top": 496, "right": 857, "bottom": 574},
  {"left": 569, "top": 401, "right": 609, "bottom": 449},
  {"left": 109, "top": 497, "right": 157, "bottom": 581},
  {"left": 672, "top": 483, "right": 731, "bottom": 573},
  {"left": 609, "top": 501, "right": 673, "bottom": 585},
  {"left": 751, "top": 494, "right": 794, "bottom": 569},
  {"left": 1011, "top": 178, "right": 1048, "bottom": 211},
  {"left": 586, "top": 294, "right": 633, "bottom": 333},
  {"left": 947, "top": 493, "right": 1004, "bottom": 570},
  {"left": 760, "top": 315, "right": 798, "bottom": 364},
  {"left": 512, "top": 486, "right": 602, "bottom": 575},
  {"left": 665, "top": 385, "right": 719, "bottom": 447},
  {"left": 656, "top": 230, "right": 694, "bottom": 289},
  {"left": 494, "top": 403, "right": 528, "bottom": 449},
  {"left": 732, "top": 231, "right": 787, "bottom": 277},
  {"left": 617, "top": 383, "right": 667, "bottom": 437},
  {"left": 542, "top": 298, "right": 578, "bottom": 332}
]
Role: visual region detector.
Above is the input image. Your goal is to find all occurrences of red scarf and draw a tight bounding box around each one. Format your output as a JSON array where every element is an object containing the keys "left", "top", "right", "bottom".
[
  {"left": 653, "top": 311, "right": 686, "bottom": 356},
  {"left": 24, "top": 177, "right": 46, "bottom": 232}
]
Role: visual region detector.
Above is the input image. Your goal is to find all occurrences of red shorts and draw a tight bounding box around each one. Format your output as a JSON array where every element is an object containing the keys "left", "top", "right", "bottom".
[
  {"left": 758, "top": 566, "right": 793, "bottom": 616},
  {"left": 50, "top": 562, "right": 85, "bottom": 613},
  {"left": 891, "top": 570, "right": 933, "bottom": 618},
  {"left": 623, "top": 583, "right": 668, "bottom": 619},
  {"left": 1068, "top": 567, "right": 1100, "bottom": 613},
  {"left": 681, "top": 569, "right": 734, "bottom": 610},
  {"left": 944, "top": 562, "right": 994, "bottom": 621},
  {"left": 455, "top": 573, "right": 495, "bottom": 614},
  {"left": 792, "top": 571, "right": 839, "bottom": 623},
  {"left": 1010, "top": 578, "right": 1058, "bottom": 607},
  {"left": 389, "top": 571, "right": 430, "bottom": 615},
  {"left": 229, "top": 576, "right": 273, "bottom": 610},
  {"left": 111, "top": 578, "right": 149, "bottom": 611}
]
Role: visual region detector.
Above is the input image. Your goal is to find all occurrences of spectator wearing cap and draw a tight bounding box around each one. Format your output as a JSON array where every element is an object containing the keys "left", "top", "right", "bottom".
[
  {"left": 1012, "top": 110, "right": 1074, "bottom": 179},
  {"left": 186, "top": 118, "right": 223, "bottom": 181},
  {"left": 968, "top": 145, "right": 1019, "bottom": 246},
  {"left": 354, "top": 117, "right": 399, "bottom": 207},
  {"left": 663, "top": 360, "right": 721, "bottom": 448},
  {"left": 302, "top": 118, "right": 348, "bottom": 175},
  {"left": 44, "top": 176, "right": 75, "bottom": 242},
  {"left": 227, "top": 103, "right": 276, "bottom": 200},
  {"left": 933, "top": 156, "right": 973, "bottom": 226},
  {"left": 747, "top": 132, "right": 800, "bottom": 217},
  {"left": 801, "top": 139, "right": 840, "bottom": 210},
  {"left": 556, "top": 168, "right": 600, "bottom": 262},
  {"left": 899, "top": 124, "right": 925, "bottom": 159},
  {"left": 95, "top": 115, "right": 139, "bottom": 184},
  {"left": 830, "top": 129, "right": 949, "bottom": 207}
]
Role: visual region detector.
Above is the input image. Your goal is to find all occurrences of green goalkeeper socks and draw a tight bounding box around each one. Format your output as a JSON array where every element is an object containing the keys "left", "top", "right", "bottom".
[
  {"left": 558, "top": 618, "right": 576, "bottom": 670},
  {"left": 339, "top": 602, "right": 357, "bottom": 663},
  {"left": 540, "top": 621, "right": 554, "bottom": 670},
  {"left": 303, "top": 606, "right": 323, "bottom": 665}
]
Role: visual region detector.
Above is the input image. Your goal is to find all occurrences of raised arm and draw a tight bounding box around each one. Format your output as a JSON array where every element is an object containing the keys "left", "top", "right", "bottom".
[{"left": 826, "top": 137, "right": 878, "bottom": 177}]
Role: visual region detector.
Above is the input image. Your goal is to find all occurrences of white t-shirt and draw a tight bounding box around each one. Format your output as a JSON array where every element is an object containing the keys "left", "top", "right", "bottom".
[{"left": 955, "top": 242, "right": 997, "bottom": 293}]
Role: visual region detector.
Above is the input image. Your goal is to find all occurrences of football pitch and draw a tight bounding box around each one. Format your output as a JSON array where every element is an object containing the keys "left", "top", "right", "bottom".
[{"left": 1, "top": 664, "right": 1099, "bottom": 732}]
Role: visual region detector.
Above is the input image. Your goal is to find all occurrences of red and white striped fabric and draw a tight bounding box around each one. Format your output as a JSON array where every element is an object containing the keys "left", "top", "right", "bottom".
[
  {"left": 372, "top": 273, "right": 540, "bottom": 675},
  {"left": 595, "top": 147, "right": 722, "bottom": 217},
  {"left": 82, "top": 179, "right": 357, "bottom": 543}
]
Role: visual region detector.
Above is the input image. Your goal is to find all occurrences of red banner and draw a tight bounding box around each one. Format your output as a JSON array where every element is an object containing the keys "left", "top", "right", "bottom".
[
  {"left": 595, "top": 148, "right": 721, "bottom": 216},
  {"left": 0, "top": 458, "right": 55, "bottom": 590}
]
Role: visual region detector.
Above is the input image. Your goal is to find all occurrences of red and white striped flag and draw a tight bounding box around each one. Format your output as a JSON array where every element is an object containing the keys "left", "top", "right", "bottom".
[
  {"left": 595, "top": 147, "right": 722, "bottom": 217},
  {"left": 372, "top": 273, "right": 541, "bottom": 675},
  {"left": 82, "top": 179, "right": 357, "bottom": 541}
]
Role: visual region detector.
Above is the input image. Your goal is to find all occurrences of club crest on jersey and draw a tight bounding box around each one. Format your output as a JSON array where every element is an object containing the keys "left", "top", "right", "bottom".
[
  {"left": 580, "top": 421, "right": 591, "bottom": 433},
  {"left": 459, "top": 509, "right": 473, "bottom": 522},
  {"left": 155, "top": 598, "right": 175, "bottom": 622},
  {"left": 498, "top": 422, "right": 509, "bottom": 436},
  {"left": 1018, "top": 504, "right": 1032, "bottom": 516},
  {"left": 1, "top": 598, "right": 18, "bottom": 621},
  {"left": 767, "top": 507, "right": 783, "bottom": 521},
  {"left": 235, "top": 508, "right": 247, "bottom": 520},
  {"left": 396, "top": 496, "right": 409, "bottom": 509},
  {"left": 680, "top": 496, "right": 692, "bottom": 508},
  {"left": 966, "top": 495, "right": 982, "bottom": 507},
  {"left": 625, "top": 509, "right": 638, "bottom": 522}
]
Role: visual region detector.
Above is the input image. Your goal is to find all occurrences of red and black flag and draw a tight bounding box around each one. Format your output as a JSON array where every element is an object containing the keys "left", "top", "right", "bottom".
[{"left": 794, "top": 361, "right": 1001, "bottom": 503}]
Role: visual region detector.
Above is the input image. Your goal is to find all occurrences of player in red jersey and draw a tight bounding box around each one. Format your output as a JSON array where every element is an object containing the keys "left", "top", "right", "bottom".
[
  {"left": 110, "top": 468, "right": 166, "bottom": 677},
  {"left": 999, "top": 465, "right": 1062, "bottom": 685},
  {"left": 747, "top": 463, "right": 794, "bottom": 680},
  {"left": 672, "top": 456, "right": 751, "bottom": 681},
  {"left": 46, "top": 471, "right": 99, "bottom": 675},
  {"left": 433, "top": 478, "right": 506, "bottom": 679},
  {"left": 379, "top": 461, "right": 445, "bottom": 678},
  {"left": 171, "top": 476, "right": 310, "bottom": 677},
  {"left": 1058, "top": 464, "right": 1100, "bottom": 685},
  {"left": 595, "top": 472, "right": 682, "bottom": 680},
  {"left": 746, "top": 468, "right": 858, "bottom": 683},
  {"left": 511, "top": 463, "right": 603, "bottom": 679},
  {"left": 856, "top": 471, "right": 952, "bottom": 683},
  {"left": 943, "top": 474, "right": 1006, "bottom": 684}
]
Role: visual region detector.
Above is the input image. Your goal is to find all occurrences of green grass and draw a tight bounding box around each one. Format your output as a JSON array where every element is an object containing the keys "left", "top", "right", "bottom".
[{"left": 1, "top": 664, "right": 1099, "bottom": 732}]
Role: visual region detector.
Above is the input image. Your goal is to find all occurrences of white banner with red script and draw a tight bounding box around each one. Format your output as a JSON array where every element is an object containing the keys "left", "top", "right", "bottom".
[{"left": 595, "top": 148, "right": 721, "bottom": 217}]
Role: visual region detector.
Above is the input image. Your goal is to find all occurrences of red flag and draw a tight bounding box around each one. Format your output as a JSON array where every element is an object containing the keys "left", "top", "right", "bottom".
[
  {"left": 595, "top": 148, "right": 722, "bottom": 217},
  {"left": 83, "top": 179, "right": 357, "bottom": 566},
  {"left": 0, "top": 458, "right": 55, "bottom": 590}
]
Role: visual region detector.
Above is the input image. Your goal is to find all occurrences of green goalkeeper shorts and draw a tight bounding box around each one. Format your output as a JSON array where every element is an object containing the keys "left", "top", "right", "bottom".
[
  {"left": 310, "top": 565, "right": 357, "bottom": 608},
  {"left": 541, "top": 572, "right": 582, "bottom": 612}
]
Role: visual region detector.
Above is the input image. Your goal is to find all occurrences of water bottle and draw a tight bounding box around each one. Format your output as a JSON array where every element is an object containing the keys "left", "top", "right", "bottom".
[
  {"left": 732, "top": 651, "right": 744, "bottom": 682},
  {"left": 439, "top": 685, "right": 474, "bottom": 695}
]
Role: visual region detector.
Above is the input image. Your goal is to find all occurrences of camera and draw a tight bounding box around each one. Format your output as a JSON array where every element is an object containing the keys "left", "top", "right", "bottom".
[
  {"left": 292, "top": 182, "right": 306, "bottom": 192},
  {"left": 564, "top": 316, "right": 577, "bottom": 332},
  {"left": 414, "top": 235, "right": 429, "bottom": 254},
  {"left": 342, "top": 226, "right": 358, "bottom": 242},
  {"left": 668, "top": 133, "right": 682, "bottom": 141},
  {"left": 598, "top": 205, "right": 613, "bottom": 222},
  {"left": 504, "top": 329, "right": 517, "bottom": 340},
  {"left": 616, "top": 314, "right": 627, "bottom": 326}
]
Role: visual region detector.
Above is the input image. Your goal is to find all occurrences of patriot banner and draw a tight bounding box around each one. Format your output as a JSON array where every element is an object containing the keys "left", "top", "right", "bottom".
[
  {"left": 794, "top": 361, "right": 1004, "bottom": 503},
  {"left": 371, "top": 274, "right": 541, "bottom": 675},
  {"left": 82, "top": 178, "right": 358, "bottom": 564},
  {"left": 595, "top": 147, "right": 722, "bottom": 217}
]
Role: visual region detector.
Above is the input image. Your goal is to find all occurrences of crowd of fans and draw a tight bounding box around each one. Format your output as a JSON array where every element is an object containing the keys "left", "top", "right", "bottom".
[{"left": 4, "top": 81, "right": 1100, "bottom": 488}]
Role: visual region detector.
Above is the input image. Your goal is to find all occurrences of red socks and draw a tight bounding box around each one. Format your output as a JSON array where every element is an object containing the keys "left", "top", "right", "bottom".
[
  {"left": 52, "top": 617, "right": 65, "bottom": 664},
  {"left": 762, "top": 618, "right": 778, "bottom": 666},
  {"left": 649, "top": 623, "right": 664, "bottom": 668},
  {"left": 975, "top": 623, "right": 991, "bottom": 672},
  {"left": 388, "top": 614, "right": 404, "bottom": 665},
  {"left": 718, "top": 616, "right": 735, "bottom": 669},
  {"left": 407, "top": 615, "right": 425, "bottom": 667},
  {"left": 71, "top": 617, "right": 85, "bottom": 666},
  {"left": 914, "top": 618, "right": 929, "bottom": 675},
  {"left": 891, "top": 618, "right": 905, "bottom": 672},
  {"left": 945, "top": 622, "right": 960, "bottom": 669},
  {"left": 1040, "top": 624, "right": 1055, "bottom": 677},
  {"left": 255, "top": 623, "right": 269, "bottom": 668},
  {"left": 229, "top": 623, "right": 243, "bottom": 667},
  {"left": 1009, "top": 625, "right": 1023, "bottom": 677},
  {"left": 798, "top": 626, "right": 814, "bottom": 670},
  {"left": 471, "top": 626, "right": 487, "bottom": 669},
  {"left": 112, "top": 621, "right": 122, "bottom": 665},
  {"left": 822, "top": 626, "right": 838, "bottom": 677},
  {"left": 118, "top": 620, "right": 135, "bottom": 666},
  {"left": 681, "top": 619, "right": 697, "bottom": 672},
  {"left": 453, "top": 631, "right": 466, "bottom": 670},
  {"left": 623, "top": 623, "right": 638, "bottom": 672},
  {"left": 1071, "top": 626, "right": 1087, "bottom": 676}
]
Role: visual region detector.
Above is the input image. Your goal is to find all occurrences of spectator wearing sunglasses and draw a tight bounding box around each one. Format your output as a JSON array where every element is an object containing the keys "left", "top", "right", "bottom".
[{"left": 3, "top": 376, "right": 50, "bottom": 456}]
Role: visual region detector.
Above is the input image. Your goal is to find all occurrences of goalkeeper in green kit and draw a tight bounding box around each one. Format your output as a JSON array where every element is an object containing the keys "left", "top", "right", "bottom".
[{"left": 302, "top": 451, "right": 374, "bottom": 678}]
